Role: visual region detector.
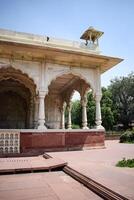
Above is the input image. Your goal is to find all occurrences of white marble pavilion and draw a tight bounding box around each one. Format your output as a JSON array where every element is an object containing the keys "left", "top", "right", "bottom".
[{"left": 0, "top": 27, "right": 122, "bottom": 131}]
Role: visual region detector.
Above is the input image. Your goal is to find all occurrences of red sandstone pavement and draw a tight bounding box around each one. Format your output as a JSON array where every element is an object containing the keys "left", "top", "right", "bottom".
[
  {"left": 0, "top": 140, "right": 134, "bottom": 200},
  {"left": 49, "top": 140, "right": 134, "bottom": 200},
  {"left": 0, "top": 171, "right": 102, "bottom": 200},
  {"left": 0, "top": 155, "right": 102, "bottom": 200},
  {"left": 0, "top": 156, "right": 67, "bottom": 172}
]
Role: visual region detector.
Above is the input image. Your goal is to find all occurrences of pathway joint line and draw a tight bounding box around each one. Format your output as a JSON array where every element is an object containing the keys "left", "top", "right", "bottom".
[{"left": 63, "top": 166, "right": 130, "bottom": 200}]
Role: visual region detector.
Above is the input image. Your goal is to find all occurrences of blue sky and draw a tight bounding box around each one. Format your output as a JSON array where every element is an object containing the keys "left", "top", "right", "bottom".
[{"left": 0, "top": 0, "right": 134, "bottom": 87}]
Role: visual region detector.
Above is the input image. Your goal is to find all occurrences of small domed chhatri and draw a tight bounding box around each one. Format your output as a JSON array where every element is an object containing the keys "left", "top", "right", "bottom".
[
  {"left": 0, "top": 27, "right": 123, "bottom": 154},
  {"left": 80, "top": 26, "right": 104, "bottom": 52},
  {"left": 80, "top": 26, "right": 104, "bottom": 43}
]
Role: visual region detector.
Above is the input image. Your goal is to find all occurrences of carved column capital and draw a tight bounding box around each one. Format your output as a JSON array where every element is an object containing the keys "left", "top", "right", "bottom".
[
  {"left": 67, "top": 101, "right": 72, "bottom": 111},
  {"left": 95, "top": 93, "right": 102, "bottom": 102},
  {"left": 81, "top": 95, "right": 87, "bottom": 107},
  {"left": 38, "top": 90, "right": 48, "bottom": 98},
  {"left": 61, "top": 102, "right": 66, "bottom": 112}
]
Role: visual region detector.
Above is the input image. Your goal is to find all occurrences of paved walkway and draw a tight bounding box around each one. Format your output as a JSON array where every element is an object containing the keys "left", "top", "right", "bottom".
[
  {"left": 0, "top": 171, "right": 102, "bottom": 200},
  {"left": 0, "top": 140, "right": 134, "bottom": 199},
  {"left": 0, "top": 156, "right": 66, "bottom": 173},
  {"left": 49, "top": 140, "right": 134, "bottom": 200}
]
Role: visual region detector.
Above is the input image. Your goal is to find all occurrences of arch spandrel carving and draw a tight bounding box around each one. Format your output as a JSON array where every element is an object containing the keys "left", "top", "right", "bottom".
[
  {"left": 0, "top": 60, "right": 40, "bottom": 91},
  {"left": 47, "top": 65, "right": 96, "bottom": 93},
  {"left": 0, "top": 66, "right": 37, "bottom": 97}
]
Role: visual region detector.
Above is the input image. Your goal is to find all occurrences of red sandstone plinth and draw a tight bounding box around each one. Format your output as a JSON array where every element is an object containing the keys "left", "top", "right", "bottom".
[{"left": 20, "top": 129, "right": 105, "bottom": 153}]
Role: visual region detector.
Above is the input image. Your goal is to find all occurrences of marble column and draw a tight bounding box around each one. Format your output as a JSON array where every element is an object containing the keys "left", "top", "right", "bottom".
[
  {"left": 95, "top": 94, "right": 104, "bottom": 130},
  {"left": 38, "top": 91, "right": 47, "bottom": 129},
  {"left": 67, "top": 102, "right": 72, "bottom": 129},
  {"left": 34, "top": 97, "right": 39, "bottom": 128},
  {"left": 29, "top": 98, "right": 34, "bottom": 129},
  {"left": 61, "top": 103, "right": 66, "bottom": 129},
  {"left": 81, "top": 95, "right": 88, "bottom": 129}
]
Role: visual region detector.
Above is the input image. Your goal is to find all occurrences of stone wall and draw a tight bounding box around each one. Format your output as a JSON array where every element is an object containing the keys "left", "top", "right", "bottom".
[{"left": 20, "top": 131, "right": 105, "bottom": 153}]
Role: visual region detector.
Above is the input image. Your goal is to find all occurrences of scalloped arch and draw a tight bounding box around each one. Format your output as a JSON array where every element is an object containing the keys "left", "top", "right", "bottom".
[
  {"left": 48, "top": 70, "right": 94, "bottom": 92},
  {"left": 0, "top": 66, "right": 36, "bottom": 96}
]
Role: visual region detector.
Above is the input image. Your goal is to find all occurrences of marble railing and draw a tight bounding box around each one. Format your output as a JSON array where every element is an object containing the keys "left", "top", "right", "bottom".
[{"left": 0, "top": 131, "right": 20, "bottom": 154}]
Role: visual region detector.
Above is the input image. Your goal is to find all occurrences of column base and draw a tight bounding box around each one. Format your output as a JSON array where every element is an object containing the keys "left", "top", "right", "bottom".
[
  {"left": 38, "top": 125, "right": 47, "bottom": 130},
  {"left": 96, "top": 125, "right": 105, "bottom": 130},
  {"left": 61, "top": 125, "right": 65, "bottom": 129},
  {"left": 67, "top": 127, "right": 72, "bottom": 130},
  {"left": 34, "top": 121, "right": 38, "bottom": 129},
  {"left": 82, "top": 126, "right": 89, "bottom": 130}
]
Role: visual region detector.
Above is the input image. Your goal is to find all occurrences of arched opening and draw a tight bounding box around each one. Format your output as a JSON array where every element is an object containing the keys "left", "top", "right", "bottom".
[
  {"left": 0, "top": 67, "right": 36, "bottom": 129},
  {"left": 71, "top": 90, "right": 81, "bottom": 101},
  {"left": 70, "top": 90, "right": 81, "bottom": 129},
  {"left": 46, "top": 73, "right": 90, "bottom": 129},
  {"left": 0, "top": 79, "right": 30, "bottom": 129}
]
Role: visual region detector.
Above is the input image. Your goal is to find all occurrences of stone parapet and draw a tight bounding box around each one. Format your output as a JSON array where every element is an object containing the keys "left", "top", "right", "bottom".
[{"left": 0, "top": 130, "right": 20, "bottom": 154}]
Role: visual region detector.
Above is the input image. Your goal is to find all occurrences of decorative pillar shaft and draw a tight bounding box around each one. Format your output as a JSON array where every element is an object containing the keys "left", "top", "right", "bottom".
[
  {"left": 61, "top": 104, "right": 65, "bottom": 129},
  {"left": 95, "top": 67, "right": 104, "bottom": 130},
  {"left": 67, "top": 102, "right": 72, "bottom": 129},
  {"left": 29, "top": 98, "right": 34, "bottom": 129},
  {"left": 95, "top": 94, "right": 104, "bottom": 129},
  {"left": 81, "top": 95, "right": 88, "bottom": 129},
  {"left": 34, "top": 97, "right": 39, "bottom": 128},
  {"left": 38, "top": 91, "right": 47, "bottom": 129}
]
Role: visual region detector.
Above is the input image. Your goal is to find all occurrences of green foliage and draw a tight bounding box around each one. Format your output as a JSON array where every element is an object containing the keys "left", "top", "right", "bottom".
[
  {"left": 87, "top": 92, "right": 95, "bottom": 128},
  {"left": 120, "top": 129, "right": 134, "bottom": 143},
  {"left": 106, "top": 131, "right": 123, "bottom": 136},
  {"left": 71, "top": 100, "right": 82, "bottom": 127},
  {"left": 87, "top": 88, "right": 115, "bottom": 130},
  {"left": 101, "top": 87, "right": 114, "bottom": 130},
  {"left": 71, "top": 72, "right": 134, "bottom": 131},
  {"left": 116, "top": 158, "right": 134, "bottom": 168},
  {"left": 71, "top": 124, "right": 80, "bottom": 129},
  {"left": 109, "top": 72, "right": 134, "bottom": 130},
  {"left": 71, "top": 88, "right": 116, "bottom": 130}
]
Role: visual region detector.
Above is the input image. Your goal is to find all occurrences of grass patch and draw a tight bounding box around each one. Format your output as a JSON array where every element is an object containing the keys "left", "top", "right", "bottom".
[
  {"left": 116, "top": 158, "right": 134, "bottom": 168},
  {"left": 120, "top": 129, "right": 134, "bottom": 143}
]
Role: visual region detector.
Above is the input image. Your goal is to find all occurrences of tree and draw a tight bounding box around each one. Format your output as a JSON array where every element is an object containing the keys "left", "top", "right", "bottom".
[
  {"left": 101, "top": 87, "right": 114, "bottom": 130},
  {"left": 87, "top": 89, "right": 115, "bottom": 130},
  {"left": 109, "top": 72, "right": 134, "bottom": 130},
  {"left": 71, "top": 89, "right": 115, "bottom": 130},
  {"left": 71, "top": 100, "right": 82, "bottom": 127},
  {"left": 87, "top": 91, "right": 96, "bottom": 128},
  {"left": 71, "top": 72, "right": 134, "bottom": 131}
]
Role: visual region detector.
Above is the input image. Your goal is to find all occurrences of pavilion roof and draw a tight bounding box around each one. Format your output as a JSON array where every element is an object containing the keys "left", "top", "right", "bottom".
[{"left": 0, "top": 28, "right": 123, "bottom": 74}]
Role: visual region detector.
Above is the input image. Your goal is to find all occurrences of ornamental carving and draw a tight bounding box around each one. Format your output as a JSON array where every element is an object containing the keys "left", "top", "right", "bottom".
[{"left": 0, "top": 66, "right": 37, "bottom": 97}]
